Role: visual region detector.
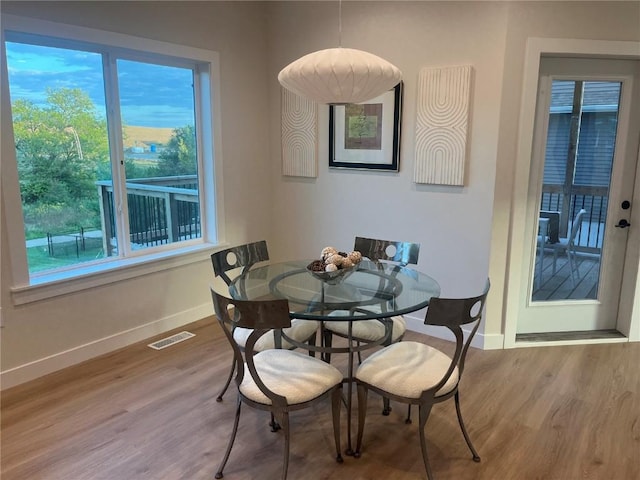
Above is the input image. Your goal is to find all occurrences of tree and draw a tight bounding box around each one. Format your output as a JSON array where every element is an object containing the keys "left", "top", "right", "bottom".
[
  {"left": 155, "top": 125, "right": 197, "bottom": 176},
  {"left": 12, "top": 88, "right": 109, "bottom": 236}
]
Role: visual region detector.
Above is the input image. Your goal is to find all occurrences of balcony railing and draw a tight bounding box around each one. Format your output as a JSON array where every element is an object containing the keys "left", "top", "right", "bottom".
[
  {"left": 96, "top": 175, "right": 200, "bottom": 255},
  {"left": 540, "top": 184, "right": 607, "bottom": 254}
]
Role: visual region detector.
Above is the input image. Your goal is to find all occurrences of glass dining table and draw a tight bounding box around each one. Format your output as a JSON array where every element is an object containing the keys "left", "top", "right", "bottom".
[{"left": 222, "top": 258, "right": 441, "bottom": 455}]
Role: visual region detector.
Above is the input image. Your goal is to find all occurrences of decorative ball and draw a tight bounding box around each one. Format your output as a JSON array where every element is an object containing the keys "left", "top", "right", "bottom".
[
  {"left": 342, "top": 257, "right": 354, "bottom": 268},
  {"left": 326, "top": 253, "right": 344, "bottom": 266},
  {"left": 325, "top": 263, "right": 338, "bottom": 272},
  {"left": 321, "top": 246, "right": 338, "bottom": 260},
  {"left": 307, "top": 246, "right": 363, "bottom": 283},
  {"left": 347, "top": 251, "right": 362, "bottom": 264}
]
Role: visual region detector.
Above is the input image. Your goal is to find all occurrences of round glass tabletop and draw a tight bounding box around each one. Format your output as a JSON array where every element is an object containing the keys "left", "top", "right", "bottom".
[{"left": 229, "top": 259, "right": 441, "bottom": 321}]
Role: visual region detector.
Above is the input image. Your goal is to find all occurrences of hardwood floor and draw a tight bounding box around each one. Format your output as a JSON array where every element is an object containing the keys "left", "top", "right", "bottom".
[{"left": 2, "top": 318, "right": 639, "bottom": 479}]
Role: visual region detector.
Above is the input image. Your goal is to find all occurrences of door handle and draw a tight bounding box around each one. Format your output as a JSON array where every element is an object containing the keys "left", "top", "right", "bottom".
[{"left": 615, "top": 219, "right": 631, "bottom": 228}]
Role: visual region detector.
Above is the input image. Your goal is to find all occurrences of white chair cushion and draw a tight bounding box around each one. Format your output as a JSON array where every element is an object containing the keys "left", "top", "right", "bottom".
[
  {"left": 233, "top": 320, "right": 319, "bottom": 351},
  {"left": 355, "top": 341, "right": 459, "bottom": 399},
  {"left": 323, "top": 310, "right": 406, "bottom": 342},
  {"left": 240, "top": 349, "right": 343, "bottom": 405}
]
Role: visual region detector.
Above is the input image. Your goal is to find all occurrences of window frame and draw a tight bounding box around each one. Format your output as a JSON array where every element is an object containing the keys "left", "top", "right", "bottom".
[{"left": 1, "top": 15, "right": 225, "bottom": 305}]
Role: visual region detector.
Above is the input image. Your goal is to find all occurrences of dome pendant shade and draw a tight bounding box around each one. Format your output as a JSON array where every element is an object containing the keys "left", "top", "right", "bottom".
[{"left": 278, "top": 47, "right": 402, "bottom": 105}]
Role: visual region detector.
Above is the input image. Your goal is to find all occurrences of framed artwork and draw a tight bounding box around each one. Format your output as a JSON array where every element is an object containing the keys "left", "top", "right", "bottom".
[{"left": 329, "top": 82, "right": 403, "bottom": 171}]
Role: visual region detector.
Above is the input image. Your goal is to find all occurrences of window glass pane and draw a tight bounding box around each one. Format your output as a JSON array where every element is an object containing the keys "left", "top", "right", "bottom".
[
  {"left": 117, "top": 59, "right": 201, "bottom": 250},
  {"left": 574, "top": 82, "right": 621, "bottom": 188},
  {"left": 534, "top": 80, "right": 621, "bottom": 302},
  {"left": 5, "top": 41, "right": 117, "bottom": 274}
]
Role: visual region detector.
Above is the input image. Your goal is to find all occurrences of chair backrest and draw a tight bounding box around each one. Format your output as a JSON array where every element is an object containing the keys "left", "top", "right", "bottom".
[
  {"left": 211, "top": 289, "right": 291, "bottom": 332},
  {"left": 568, "top": 209, "right": 587, "bottom": 247},
  {"left": 354, "top": 236, "right": 420, "bottom": 266},
  {"left": 210, "top": 288, "right": 292, "bottom": 400},
  {"left": 211, "top": 240, "right": 269, "bottom": 286},
  {"left": 539, "top": 210, "right": 560, "bottom": 243},
  {"left": 423, "top": 279, "right": 490, "bottom": 384}
]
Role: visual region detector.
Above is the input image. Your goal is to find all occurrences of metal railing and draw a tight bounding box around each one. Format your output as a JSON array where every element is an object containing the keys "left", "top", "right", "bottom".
[
  {"left": 96, "top": 176, "right": 200, "bottom": 255},
  {"left": 540, "top": 184, "right": 607, "bottom": 254}
]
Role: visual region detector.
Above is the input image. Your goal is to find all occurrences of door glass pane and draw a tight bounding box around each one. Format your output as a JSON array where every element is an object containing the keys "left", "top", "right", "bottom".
[
  {"left": 5, "top": 41, "right": 117, "bottom": 274},
  {"left": 116, "top": 59, "right": 201, "bottom": 251},
  {"left": 533, "top": 80, "right": 621, "bottom": 301}
]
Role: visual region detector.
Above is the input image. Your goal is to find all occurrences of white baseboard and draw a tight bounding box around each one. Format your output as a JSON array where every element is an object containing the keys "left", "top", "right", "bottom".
[
  {"left": 0, "top": 303, "right": 212, "bottom": 391},
  {"left": 405, "top": 315, "right": 504, "bottom": 350},
  {"left": 480, "top": 332, "right": 505, "bottom": 350}
]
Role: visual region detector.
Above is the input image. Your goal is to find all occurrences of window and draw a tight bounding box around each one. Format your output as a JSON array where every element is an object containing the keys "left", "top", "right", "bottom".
[
  {"left": 2, "top": 15, "right": 221, "bottom": 300},
  {"left": 539, "top": 79, "right": 621, "bottom": 255}
]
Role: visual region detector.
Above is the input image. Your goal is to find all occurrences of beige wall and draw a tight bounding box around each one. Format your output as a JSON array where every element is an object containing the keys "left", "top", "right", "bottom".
[
  {"left": 490, "top": 1, "right": 640, "bottom": 337},
  {"left": 1, "top": 1, "right": 639, "bottom": 387},
  {"left": 0, "top": 1, "right": 274, "bottom": 384},
  {"left": 267, "top": 0, "right": 507, "bottom": 290}
]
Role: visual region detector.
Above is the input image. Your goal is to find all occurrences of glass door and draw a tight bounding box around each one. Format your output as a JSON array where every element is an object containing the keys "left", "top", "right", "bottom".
[
  {"left": 517, "top": 57, "right": 639, "bottom": 335},
  {"left": 532, "top": 79, "right": 621, "bottom": 302}
]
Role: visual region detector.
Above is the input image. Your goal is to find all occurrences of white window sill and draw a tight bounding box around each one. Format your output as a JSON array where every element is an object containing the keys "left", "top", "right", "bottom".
[{"left": 10, "top": 243, "right": 217, "bottom": 305}]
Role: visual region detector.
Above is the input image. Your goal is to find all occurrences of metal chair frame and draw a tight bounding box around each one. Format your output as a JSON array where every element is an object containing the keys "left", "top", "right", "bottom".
[
  {"left": 211, "top": 291, "right": 343, "bottom": 480},
  {"left": 354, "top": 280, "right": 490, "bottom": 480},
  {"left": 211, "top": 240, "right": 318, "bottom": 403},
  {"left": 323, "top": 236, "right": 421, "bottom": 354},
  {"left": 354, "top": 236, "right": 420, "bottom": 266},
  {"left": 551, "top": 208, "right": 587, "bottom": 287},
  {"left": 323, "top": 236, "right": 420, "bottom": 415},
  {"left": 211, "top": 240, "right": 270, "bottom": 401},
  {"left": 210, "top": 240, "right": 270, "bottom": 295}
]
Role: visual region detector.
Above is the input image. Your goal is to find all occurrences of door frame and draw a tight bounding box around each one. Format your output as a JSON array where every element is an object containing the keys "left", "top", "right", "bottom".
[{"left": 503, "top": 37, "right": 640, "bottom": 348}]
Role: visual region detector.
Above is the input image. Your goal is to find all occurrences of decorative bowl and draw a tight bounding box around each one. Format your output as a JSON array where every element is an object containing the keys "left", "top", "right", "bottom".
[{"left": 306, "top": 262, "right": 359, "bottom": 285}]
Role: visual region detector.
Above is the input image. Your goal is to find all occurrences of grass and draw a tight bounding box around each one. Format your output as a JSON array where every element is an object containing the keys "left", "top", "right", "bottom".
[
  {"left": 122, "top": 125, "right": 173, "bottom": 149},
  {"left": 27, "top": 237, "right": 106, "bottom": 273}
]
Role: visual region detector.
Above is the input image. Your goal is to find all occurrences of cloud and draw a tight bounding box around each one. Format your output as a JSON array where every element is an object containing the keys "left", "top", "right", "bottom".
[{"left": 6, "top": 41, "right": 196, "bottom": 127}]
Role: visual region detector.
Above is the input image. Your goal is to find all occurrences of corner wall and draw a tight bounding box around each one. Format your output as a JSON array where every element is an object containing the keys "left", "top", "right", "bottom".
[
  {"left": 0, "top": 1, "right": 273, "bottom": 388},
  {"left": 266, "top": 1, "right": 508, "bottom": 346},
  {"left": 489, "top": 0, "right": 640, "bottom": 345},
  {"left": 2, "top": 1, "right": 638, "bottom": 389}
]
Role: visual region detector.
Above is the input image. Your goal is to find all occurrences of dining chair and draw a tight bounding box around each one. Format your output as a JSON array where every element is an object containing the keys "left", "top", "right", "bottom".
[
  {"left": 323, "top": 236, "right": 420, "bottom": 416},
  {"left": 211, "top": 240, "right": 319, "bottom": 402},
  {"left": 322, "top": 237, "right": 418, "bottom": 347},
  {"left": 551, "top": 208, "right": 587, "bottom": 287},
  {"left": 354, "top": 280, "right": 490, "bottom": 480},
  {"left": 210, "top": 290, "right": 344, "bottom": 480},
  {"left": 323, "top": 236, "right": 420, "bottom": 355}
]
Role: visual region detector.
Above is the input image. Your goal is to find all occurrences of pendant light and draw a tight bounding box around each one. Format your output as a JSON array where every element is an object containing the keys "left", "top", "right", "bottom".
[{"left": 278, "top": 1, "right": 402, "bottom": 105}]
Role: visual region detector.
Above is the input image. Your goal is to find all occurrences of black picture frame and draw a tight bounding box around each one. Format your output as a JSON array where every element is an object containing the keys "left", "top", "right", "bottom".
[{"left": 329, "top": 82, "right": 402, "bottom": 171}]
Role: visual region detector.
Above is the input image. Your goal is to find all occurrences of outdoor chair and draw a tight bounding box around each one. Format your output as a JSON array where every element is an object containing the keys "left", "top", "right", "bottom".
[
  {"left": 210, "top": 290, "right": 343, "bottom": 480},
  {"left": 551, "top": 209, "right": 587, "bottom": 287},
  {"left": 211, "top": 240, "right": 319, "bottom": 402},
  {"left": 354, "top": 280, "right": 490, "bottom": 480}
]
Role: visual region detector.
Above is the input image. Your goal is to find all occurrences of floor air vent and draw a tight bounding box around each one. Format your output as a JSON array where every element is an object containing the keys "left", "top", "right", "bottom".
[{"left": 148, "top": 331, "right": 195, "bottom": 350}]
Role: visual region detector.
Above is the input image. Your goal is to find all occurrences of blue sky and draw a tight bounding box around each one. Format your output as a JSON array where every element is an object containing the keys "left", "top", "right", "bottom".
[{"left": 5, "top": 41, "right": 195, "bottom": 128}]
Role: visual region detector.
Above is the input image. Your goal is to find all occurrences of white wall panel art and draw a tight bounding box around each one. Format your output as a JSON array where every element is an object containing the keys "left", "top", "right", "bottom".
[
  {"left": 281, "top": 88, "right": 318, "bottom": 177},
  {"left": 414, "top": 65, "right": 472, "bottom": 185}
]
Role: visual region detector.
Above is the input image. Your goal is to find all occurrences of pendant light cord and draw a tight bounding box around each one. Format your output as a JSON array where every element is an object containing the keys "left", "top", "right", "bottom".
[{"left": 338, "top": 0, "right": 342, "bottom": 47}]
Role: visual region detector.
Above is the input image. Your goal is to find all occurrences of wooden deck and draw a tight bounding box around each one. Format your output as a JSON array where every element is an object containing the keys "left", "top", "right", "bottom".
[{"left": 532, "top": 252, "right": 600, "bottom": 301}]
